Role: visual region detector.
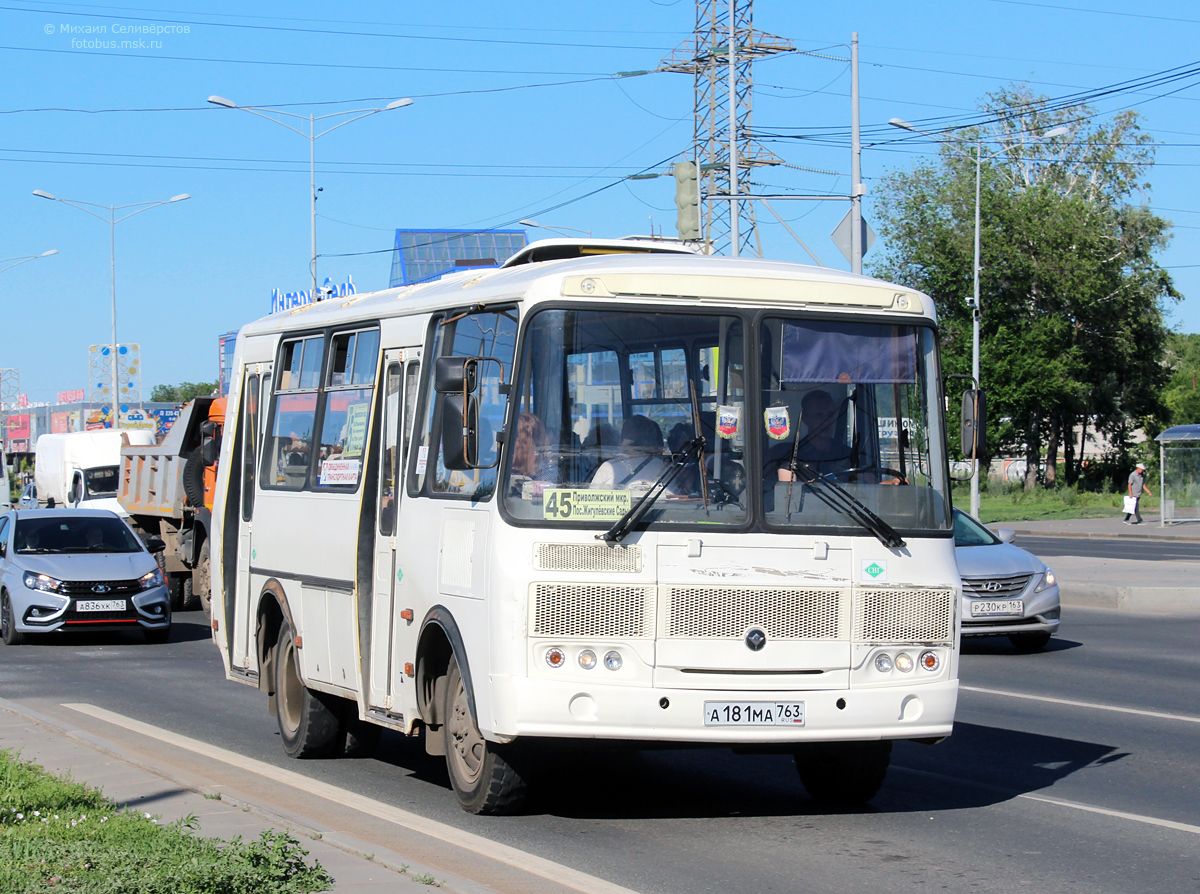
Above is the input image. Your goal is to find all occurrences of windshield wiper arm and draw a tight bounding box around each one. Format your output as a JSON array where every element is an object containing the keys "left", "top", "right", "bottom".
[
  {"left": 790, "top": 461, "right": 906, "bottom": 549},
  {"left": 598, "top": 437, "right": 704, "bottom": 544}
]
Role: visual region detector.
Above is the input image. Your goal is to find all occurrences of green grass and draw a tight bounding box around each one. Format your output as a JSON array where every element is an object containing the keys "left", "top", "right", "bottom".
[
  {"left": 0, "top": 748, "right": 332, "bottom": 893},
  {"left": 955, "top": 481, "right": 1158, "bottom": 523}
]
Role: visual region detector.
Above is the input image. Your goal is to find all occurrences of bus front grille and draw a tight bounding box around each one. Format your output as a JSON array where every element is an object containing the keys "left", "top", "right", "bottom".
[
  {"left": 852, "top": 588, "right": 955, "bottom": 644},
  {"left": 531, "top": 583, "right": 655, "bottom": 638},
  {"left": 664, "top": 586, "right": 846, "bottom": 639},
  {"left": 534, "top": 543, "right": 643, "bottom": 573}
]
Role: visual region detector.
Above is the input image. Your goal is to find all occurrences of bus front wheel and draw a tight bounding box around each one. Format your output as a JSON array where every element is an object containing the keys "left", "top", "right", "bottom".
[
  {"left": 794, "top": 740, "right": 891, "bottom": 807},
  {"left": 274, "top": 618, "right": 341, "bottom": 758},
  {"left": 442, "top": 655, "right": 527, "bottom": 814}
]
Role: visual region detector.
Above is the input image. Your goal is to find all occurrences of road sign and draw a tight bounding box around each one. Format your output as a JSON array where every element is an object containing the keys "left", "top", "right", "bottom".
[{"left": 831, "top": 211, "right": 877, "bottom": 266}]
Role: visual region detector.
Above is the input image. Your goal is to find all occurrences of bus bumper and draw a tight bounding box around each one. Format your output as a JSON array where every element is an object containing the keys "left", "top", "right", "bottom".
[{"left": 492, "top": 676, "right": 958, "bottom": 744}]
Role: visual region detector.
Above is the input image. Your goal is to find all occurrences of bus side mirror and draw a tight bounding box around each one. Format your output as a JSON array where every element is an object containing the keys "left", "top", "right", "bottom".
[
  {"left": 441, "top": 392, "right": 479, "bottom": 471},
  {"left": 435, "top": 357, "right": 477, "bottom": 394},
  {"left": 961, "top": 389, "right": 987, "bottom": 460}
]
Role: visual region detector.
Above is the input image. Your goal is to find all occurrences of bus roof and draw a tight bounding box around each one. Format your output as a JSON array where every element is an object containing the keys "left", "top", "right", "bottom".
[{"left": 238, "top": 252, "right": 934, "bottom": 339}]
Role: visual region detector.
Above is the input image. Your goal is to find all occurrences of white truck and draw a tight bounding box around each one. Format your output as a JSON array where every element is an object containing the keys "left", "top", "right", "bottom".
[{"left": 33, "top": 430, "right": 156, "bottom": 515}]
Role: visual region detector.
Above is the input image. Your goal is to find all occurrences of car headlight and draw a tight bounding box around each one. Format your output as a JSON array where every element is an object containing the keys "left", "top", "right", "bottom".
[
  {"left": 138, "top": 568, "right": 166, "bottom": 590},
  {"left": 24, "top": 571, "right": 64, "bottom": 594},
  {"left": 1035, "top": 568, "right": 1057, "bottom": 592}
]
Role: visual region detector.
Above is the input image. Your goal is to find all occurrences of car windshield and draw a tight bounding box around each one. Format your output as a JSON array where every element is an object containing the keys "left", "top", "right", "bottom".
[
  {"left": 953, "top": 509, "right": 998, "bottom": 546},
  {"left": 84, "top": 466, "right": 119, "bottom": 498},
  {"left": 14, "top": 515, "right": 142, "bottom": 553}
]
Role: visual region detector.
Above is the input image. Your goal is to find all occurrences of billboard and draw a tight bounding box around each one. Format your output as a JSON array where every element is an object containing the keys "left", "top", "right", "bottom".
[
  {"left": 390, "top": 229, "right": 527, "bottom": 287},
  {"left": 51, "top": 412, "right": 70, "bottom": 434}
]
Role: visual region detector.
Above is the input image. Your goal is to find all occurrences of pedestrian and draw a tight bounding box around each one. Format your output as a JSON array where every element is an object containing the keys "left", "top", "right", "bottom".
[{"left": 1124, "top": 461, "right": 1151, "bottom": 525}]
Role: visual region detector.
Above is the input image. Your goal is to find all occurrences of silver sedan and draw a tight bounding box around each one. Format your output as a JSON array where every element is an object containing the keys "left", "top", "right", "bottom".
[
  {"left": 954, "top": 508, "right": 1061, "bottom": 652},
  {"left": 0, "top": 509, "right": 170, "bottom": 645}
]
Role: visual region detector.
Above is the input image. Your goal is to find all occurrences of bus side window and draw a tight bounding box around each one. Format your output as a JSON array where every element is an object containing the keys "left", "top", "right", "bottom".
[
  {"left": 411, "top": 308, "right": 517, "bottom": 499},
  {"left": 261, "top": 335, "right": 324, "bottom": 491},
  {"left": 379, "top": 363, "right": 402, "bottom": 536},
  {"left": 241, "top": 373, "right": 259, "bottom": 521}
]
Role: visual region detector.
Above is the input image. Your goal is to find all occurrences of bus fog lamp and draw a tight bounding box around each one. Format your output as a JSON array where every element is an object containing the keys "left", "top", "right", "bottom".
[
  {"left": 603, "top": 650, "right": 622, "bottom": 671},
  {"left": 919, "top": 650, "right": 940, "bottom": 671},
  {"left": 546, "top": 648, "right": 566, "bottom": 669},
  {"left": 873, "top": 653, "right": 893, "bottom": 673},
  {"left": 895, "top": 652, "right": 914, "bottom": 672},
  {"left": 578, "top": 649, "right": 597, "bottom": 670}
]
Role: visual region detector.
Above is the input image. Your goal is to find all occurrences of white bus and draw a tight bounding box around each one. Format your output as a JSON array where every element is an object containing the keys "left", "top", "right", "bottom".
[{"left": 211, "top": 246, "right": 963, "bottom": 814}]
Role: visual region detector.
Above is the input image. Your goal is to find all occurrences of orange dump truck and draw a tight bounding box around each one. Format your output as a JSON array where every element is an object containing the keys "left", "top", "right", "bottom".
[{"left": 119, "top": 397, "right": 225, "bottom": 613}]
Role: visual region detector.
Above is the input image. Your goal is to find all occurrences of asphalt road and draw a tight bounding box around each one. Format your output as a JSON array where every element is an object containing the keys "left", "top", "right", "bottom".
[
  {"left": 1012, "top": 533, "right": 1200, "bottom": 562},
  {"left": 4, "top": 605, "right": 1200, "bottom": 894}
]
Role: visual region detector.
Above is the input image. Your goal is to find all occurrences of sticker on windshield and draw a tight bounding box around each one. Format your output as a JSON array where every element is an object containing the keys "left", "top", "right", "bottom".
[
  {"left": 542, "top": 489, "right": 631, "bottom": 521},
  {"left": 861, "top": 560, "right": 887, "bottom": 582},
  {"left": 717, "top": 405, "right": 740, "bottom": 439},
  {"left": 764, "top": 406, "right": 790, "bottom": 440}
]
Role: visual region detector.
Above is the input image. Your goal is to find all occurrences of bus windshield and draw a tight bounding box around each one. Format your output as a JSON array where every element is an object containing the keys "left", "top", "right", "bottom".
[{"left": 502, "top": 306, "right": 950, "bottom": 534}]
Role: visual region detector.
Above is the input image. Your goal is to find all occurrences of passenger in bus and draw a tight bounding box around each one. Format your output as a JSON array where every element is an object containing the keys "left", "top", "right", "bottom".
[
  {"left": 508, "top": 412, "right": 556, "bottom": 495},
  {"left": 590, "top": 415, "right": 678, "bottom": 494}
]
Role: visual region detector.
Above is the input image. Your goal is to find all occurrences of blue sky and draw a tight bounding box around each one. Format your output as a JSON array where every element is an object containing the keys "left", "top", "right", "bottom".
[{"left": 2, "top": 0, "right": 1197, "bottom": 402}]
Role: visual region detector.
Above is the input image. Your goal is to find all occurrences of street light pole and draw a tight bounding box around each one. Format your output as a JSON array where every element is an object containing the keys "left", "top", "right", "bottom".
[
  {"left": 518, "top": 219, "right": 593, "bottom": 238},
  {"left": 33, "top": 191, "right": 189, "bottom": 423},
  {"left": 208, "top": 95, "right": 413, "bottom": 297},
  {"left": 0, "top": 250, "right": 58, "bottom": 276},
  {"left": 887, "top": 119, "right": 1066, "bottom": 518}
]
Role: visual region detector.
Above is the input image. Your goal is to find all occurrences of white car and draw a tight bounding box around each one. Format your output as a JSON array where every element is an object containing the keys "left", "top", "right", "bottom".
[
  {"left": 954, "top": 508, "right": 1061, "bottom": 652},
  {"left": 0, "top": 508, "right": 170, "bottom": 646}
]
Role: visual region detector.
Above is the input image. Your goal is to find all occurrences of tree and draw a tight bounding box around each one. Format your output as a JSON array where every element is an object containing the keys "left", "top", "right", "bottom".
[
  {"left": 1159, "top": 333, "right": 1200, "bottom": 429},
  {"left": 150, "top": 381, "right": 218, "bottom": 403},
  {"left": 872, "top": 85, "right": 1180, "bottom": 489}
]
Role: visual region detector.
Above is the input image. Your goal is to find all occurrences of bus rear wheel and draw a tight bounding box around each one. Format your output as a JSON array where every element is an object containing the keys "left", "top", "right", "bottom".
[
  {"left": 794, "top": 740, "right": 892, "bottom": 807},
  {"left": 442, "top": 655, "right": 527, "bottom": 814},
  {"left": 274, "top": 618, "right": 340, "bottom": 758}
]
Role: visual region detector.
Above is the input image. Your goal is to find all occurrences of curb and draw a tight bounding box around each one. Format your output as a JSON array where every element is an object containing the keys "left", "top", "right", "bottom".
[
  {"left": 0, "top": 698, "right": 499, "bottom": 894},
  {"left": 1002, "top": 527, "right": 1200, "bottom": 542},
  {"left": 1059, "top": 584, "right": 1200, "bottom": 614}
]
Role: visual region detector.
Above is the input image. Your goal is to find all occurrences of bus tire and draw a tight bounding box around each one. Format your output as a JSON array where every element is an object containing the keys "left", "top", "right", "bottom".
[
  {"left": 195, "top": 542, "right": 211, "bottom": 616},
  {"left": 442, "top": 655, "right": 527, "bottom": 814},
  {"left": 794, "top": 740, "right": 891, "bottom": 807},
  {"left": 274, "top": 617, "right": 341, "bottom": 758}
]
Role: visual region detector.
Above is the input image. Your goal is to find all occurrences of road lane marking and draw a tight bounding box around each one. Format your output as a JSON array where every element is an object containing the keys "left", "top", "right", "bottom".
[
  {"left": 895, "top": 767, "right": 1200, "bottom": 836},
  {"left": 61, "top": 703, "right": 641, "bottom": 894},
  {"left": 960, "top": 686, "right": 1200, "bottom": 725}
]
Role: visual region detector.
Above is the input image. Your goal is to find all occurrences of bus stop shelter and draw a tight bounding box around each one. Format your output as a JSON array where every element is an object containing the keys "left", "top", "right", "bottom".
[{"left": 1155, "top": 424, "right": 1200, "bottom": 526}]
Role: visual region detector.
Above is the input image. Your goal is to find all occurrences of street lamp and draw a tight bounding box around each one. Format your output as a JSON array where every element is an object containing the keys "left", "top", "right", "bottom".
[
  {"left": 208, "top": 94, "right": 413, "bottom": 297},
  {"left": 519, "top": 219, "right": 593, "bottom": 238},
  {"left": 0, "top": 249, "right": 58, "bottom": 275},
  {"left": 887, "top": 118, "right": 1067, "bottom": 518},
  {"left": 33, "top": 190, "right": 189, "bottom": 421}
]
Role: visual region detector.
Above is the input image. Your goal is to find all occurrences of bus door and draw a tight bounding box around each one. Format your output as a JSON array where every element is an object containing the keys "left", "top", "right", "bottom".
[
  {"left": 234, "top": 365, "right": 268, "bottom": 671},
  {"left": 366, "top": 350, "right": 421, "bottom": 717}
]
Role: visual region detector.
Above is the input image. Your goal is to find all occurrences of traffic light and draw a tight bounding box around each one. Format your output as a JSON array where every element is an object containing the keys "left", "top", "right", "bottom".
[{"left": 674, "top": 161, "right": 700, "bottom": 241}]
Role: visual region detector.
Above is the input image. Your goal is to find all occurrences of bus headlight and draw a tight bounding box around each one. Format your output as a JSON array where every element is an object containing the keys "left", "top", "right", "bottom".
[
  {"left": 603, "top": 650, "right": 622, "bottom": 671},
  {"left": 873, "top": 653, "right": 893, "bottom": 673},
  {"left": 578, "top": 649, "right": 597, "bottom": 670},
  {"left": 895, "top": 652, "right": 914, "bottom": 672}
]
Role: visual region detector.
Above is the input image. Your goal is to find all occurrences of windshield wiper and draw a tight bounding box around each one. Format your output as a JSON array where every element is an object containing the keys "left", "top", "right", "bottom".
[
  {"left": 598, "top": 436, "right": 704, "bottom": 544},
  {"left": 788, "top": 460, "right": 906, "bottom": 549}
]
